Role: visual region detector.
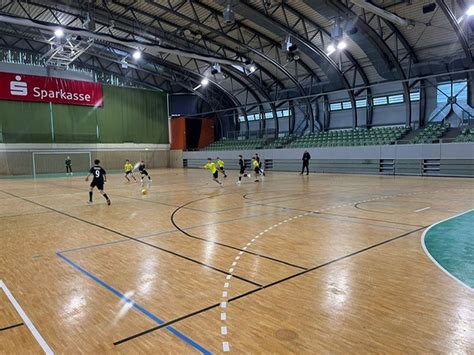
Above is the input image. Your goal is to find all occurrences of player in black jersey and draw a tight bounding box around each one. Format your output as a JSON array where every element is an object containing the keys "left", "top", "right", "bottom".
[
  {"left": 237, "top": 155, "right": 250, "bottom": 184},
  {"left": 138, "top": 160, "right": 152, "bottom": 188},
  {"left": 85, "top": 159, "right": 111, "bottom": 205}
]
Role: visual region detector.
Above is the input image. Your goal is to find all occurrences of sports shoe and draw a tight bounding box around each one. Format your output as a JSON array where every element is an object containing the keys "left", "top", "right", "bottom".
[
  {"left": 236, "top": 181, "right": 241, "bottom": 184},
  {"left": 106, "top": 199, "right": 111, "bottom": 206},
  {"left": 87, "top": 201, "right": 92, "bottom": 205}
]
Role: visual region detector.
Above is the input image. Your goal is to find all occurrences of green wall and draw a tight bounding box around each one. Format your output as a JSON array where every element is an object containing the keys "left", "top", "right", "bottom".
[{"left": 0, "top": 85, "right": 168, "bottom": 144}]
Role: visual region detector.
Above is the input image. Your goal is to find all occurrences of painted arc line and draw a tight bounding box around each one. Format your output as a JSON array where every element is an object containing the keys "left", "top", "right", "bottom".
[
  {"left": 421, "top": 209, "right": 474, "bottom": 291},
  {"left": 415, "top": 207, "right": 431, "bottom": 213},
  {"left": 0, "top": 280, "right": 54, "bottom": 355},
  {"left": 56, "top": 253, "right": 212, "bottom": 354}
]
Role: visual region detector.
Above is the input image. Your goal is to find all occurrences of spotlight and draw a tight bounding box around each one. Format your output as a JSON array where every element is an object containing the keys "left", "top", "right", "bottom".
[
  {"left": 211, "top": 63, "right": 221, "bottom": 75},
  {"left": 337, "top": 41, "right": 347, "bottom": 50},
  {"left": 467, "top": 5, "right": 474, "bottom": 16},
  {"left": 223, "top": 1, "right": 235, "bottom": 24},
  {"left": 132, "top": 50, "right": 142, "bottom": 60},
  {"left": 326, "top": 44, "right": 336, "bottom": 55},
  {"left": 54, "top": 28, "right": 64, "bottom": 38},
  {"left": 249, "top": 65, "right": 256, "bottom": 73},
  {"left": 201, "top": 78, "right": 209, "bottom": 86}
]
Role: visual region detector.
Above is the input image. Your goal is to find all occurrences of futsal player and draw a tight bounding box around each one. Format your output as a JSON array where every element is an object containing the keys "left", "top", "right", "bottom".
[
  {"left": 138, "top": 160, "right": 152, "bottom": 188},
  {"left": 65, "top": 156, "right": 73, "bottom": 176},
  {"left": 216, "top": 157, "right": 227, "bottom": 178},
  {"left": 124, "top": 159, "right": 136, "bottom": 182},
  {"left": 85, "top": 159, "right": 111, "bottom": 205},
  {"left": 255, "top": 153, "right": 265, "bottom": 176},
  {"left": 204, "top": 158, "right": 222, "bottom": 185},
  {"left": 237, "top": 155, "right": 250, "bottom": 184},
  {"left": 252, "top": 156, "right": 261, "bottom": 182}
]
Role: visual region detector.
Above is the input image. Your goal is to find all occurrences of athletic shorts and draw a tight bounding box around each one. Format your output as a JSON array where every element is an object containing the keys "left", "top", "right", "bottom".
[
  {"left": 240, "top": 167, "right": 245, "bottom": 174},
  {"left": 254, "top": 167, "right": 260, "bottom": 173},
  {"left": 125, "top": 170, "right": 132, "bottom": 174},
  {"left": 213, "top": 171, "right": 218, "bottom": 179},
  {"left": 90, "top": 180, "right": 104, "bottom": 190},
  {"left": 140, "top": 170, "right": 149, "bottom": 176}
]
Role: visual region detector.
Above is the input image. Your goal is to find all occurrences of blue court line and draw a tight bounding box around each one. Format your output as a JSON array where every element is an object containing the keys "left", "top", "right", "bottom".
[{"left": 56, "top": 252, "right": 212, "bottom": 354}]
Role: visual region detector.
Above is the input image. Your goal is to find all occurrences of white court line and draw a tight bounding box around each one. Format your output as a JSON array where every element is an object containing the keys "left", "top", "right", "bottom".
[
  {"left": 0, "top": 280, "right": 54, "bottom": 354},
  {"left": 414, "top": 207, "right": 431, "bottom": 213},
  {"left": 420, "top": 209, "right": 473, "bottom": 292}
]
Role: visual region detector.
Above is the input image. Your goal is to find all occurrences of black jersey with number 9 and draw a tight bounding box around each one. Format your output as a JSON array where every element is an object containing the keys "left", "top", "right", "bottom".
[{"left": 90, "top": 166, "right": 106, "bottom": 183}]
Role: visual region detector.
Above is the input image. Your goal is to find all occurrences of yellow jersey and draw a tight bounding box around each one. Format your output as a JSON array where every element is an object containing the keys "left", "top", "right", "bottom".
[
  {"left": 124, "top": 162, "right": 133, "bottom": 172},
  {"left": 217, "top": 159, "right": 225, "bottom": 168},
  {"left": 252, "top": 160, "right": 259, "bottom": 169},
  {"left": 204, "top": 162, "right": 217, "bottom": 174}
]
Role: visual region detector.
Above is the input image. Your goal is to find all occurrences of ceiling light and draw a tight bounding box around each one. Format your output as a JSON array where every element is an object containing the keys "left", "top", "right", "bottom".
[
  {"left": 467, "top": 5, "right": 474, "bottom": 16},
  {"left": 201, "top": 78, "right": 209, "bottom": 86},
  {"left": 326, "top": 44, "right": 336, "bottom": 55},
  {"left": 337, "top": 41, "right": 347, "bottom": 50},
  {"left": 223, "top": 1, "right": 235, "bottom": 24},
  {"left": 54, "top": 28, "right": 64, "bottom": 38},
  {"left": 132, "top": 50, "right": 142, "bottom": 60},
  {"left": 249, "top": 65, "right": 256, "bottom": 73}
]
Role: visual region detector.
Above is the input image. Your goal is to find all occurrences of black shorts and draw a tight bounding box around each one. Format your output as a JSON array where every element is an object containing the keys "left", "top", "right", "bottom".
[
  {"left": 254, "top": 167, "right": 260, "bottom": 174},
  {"left": 125, "top": 170, "right": 132, "bottom": 175},
  {"left": 240, "top": 168, "right": 245, "bottom": 174},
  {"left": 90, "top": 180, "right": 104, "bottom": 190},
  {"left": 140, "top": 170, "right": 149, "bottom": 176},
  {"left": 213, "top": 171, "right": 218, "bottom": 179}
]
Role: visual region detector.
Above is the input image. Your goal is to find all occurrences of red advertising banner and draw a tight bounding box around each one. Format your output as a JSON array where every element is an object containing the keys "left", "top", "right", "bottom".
[{"left": 0, "top": 72, "right": 103, "bottom": 107}]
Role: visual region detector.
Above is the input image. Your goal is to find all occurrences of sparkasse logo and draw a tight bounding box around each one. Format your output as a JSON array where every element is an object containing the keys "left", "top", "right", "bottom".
[
  {"left": 10, "top": 75, "right": 28, "bottom": 96},
  {"left": 1, "top": 71, "right": 103, "bottom": 107}
]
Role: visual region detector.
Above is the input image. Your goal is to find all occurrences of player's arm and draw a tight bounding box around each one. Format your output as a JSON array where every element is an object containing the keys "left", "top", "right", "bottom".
[
  {"left": 85, "top": 172, "right": 91, "bottom": 181},
  {"left": 102, "top": 168, "right": 107, "bottom": 182}
]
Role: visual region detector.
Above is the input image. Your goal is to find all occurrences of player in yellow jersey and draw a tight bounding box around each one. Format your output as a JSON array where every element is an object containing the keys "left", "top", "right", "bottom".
[
  {"left": 124, "top": 159, "right": 137, "bottom": 182},
  {"left": 216, "top": 157, "right": 227, "bottom": 178},
  {"left": 204, "top": 158, "right": 222, "bottom": 185},
  {"left": 252, "top": 156, "right": 261, "bottom": 182}
]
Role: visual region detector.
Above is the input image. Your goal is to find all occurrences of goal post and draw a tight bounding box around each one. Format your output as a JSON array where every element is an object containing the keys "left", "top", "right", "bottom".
[{"left": 32, "top": 151, "right": 92, "bottom": 178}]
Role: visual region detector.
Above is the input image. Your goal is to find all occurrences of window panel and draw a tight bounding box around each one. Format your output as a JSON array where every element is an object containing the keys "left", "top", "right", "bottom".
[
  {"left": 330, "top": 103, "right": 342, "bottom": 111},
  {"left": 265, "top": 112, "right": 273, "bottom": 119},
  {"left": 342, "top": 101, "right": 352, "bottom": 109},
  {"left": 373, "top": 96, "right": 388, "bottom": 106},
  {"left": 356, "top": 99, "right": 367, "bottom": 108},
  {"left": 410, "top": 91, "right": 420, "bottom": 102},
  {"left": 388, "top": 94, "right": 404, "bottom": 104}
]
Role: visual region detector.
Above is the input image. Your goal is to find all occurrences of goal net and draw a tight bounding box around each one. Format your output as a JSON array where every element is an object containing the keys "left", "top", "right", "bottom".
[{"left": 32, "top": 151, "right": 92, "bottom": 178}]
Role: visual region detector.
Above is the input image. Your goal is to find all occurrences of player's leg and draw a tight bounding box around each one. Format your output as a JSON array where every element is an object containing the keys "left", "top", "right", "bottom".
[
  {"left": 88, "top": 185, "right": 94, "bottom": 204},
  {"left": 98, "top": 184, "right": 111, "bottom": 205},
  {"left": 125, "top": 172, "right": 130, "bottom": 182},
  {"left": 221, "top": 167, "right": 227, "bottom": 178},
  {"left": 306, "top": 163, "right": 309, "bottom": 175},
  {"left": 213, "top": 171, "right": 222, "bottom": 185}
]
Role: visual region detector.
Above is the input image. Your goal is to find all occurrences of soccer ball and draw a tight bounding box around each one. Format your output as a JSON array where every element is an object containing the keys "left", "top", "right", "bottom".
[{"left": 141, "top": 188, "right": 148, "bottom": 195}]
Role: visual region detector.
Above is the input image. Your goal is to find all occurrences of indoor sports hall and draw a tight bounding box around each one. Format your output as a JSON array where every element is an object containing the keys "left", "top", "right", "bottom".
[{"left": 0, "top": 1, "right": 473, "bottom": 354}]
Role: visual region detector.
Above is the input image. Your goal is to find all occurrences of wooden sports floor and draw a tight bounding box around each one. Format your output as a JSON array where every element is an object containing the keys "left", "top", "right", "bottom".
[{"left": 0, "top": 169, "right": 473, "bottom": 354}]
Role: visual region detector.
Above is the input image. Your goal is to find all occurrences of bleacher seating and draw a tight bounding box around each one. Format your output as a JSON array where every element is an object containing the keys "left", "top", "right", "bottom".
[
  {"left": 287, "top": 126, "right": 409, "bottom": 148},
  {"left": 455, "top": 128, "right": 474, "bottom": 143},
  {"left": 203, "top": 138, "right": 265, "bottom": 151},
  {"left": 410, "top": 122, "right": 449, "bottom": 144},
  {"left": 265, "top": 134, "right": 297, "bottom": 149}
]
